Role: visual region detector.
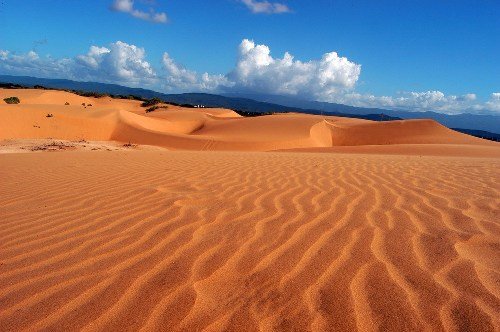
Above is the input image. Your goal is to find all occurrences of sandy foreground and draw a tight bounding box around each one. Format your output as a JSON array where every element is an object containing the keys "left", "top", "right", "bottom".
[{"left": 0, "top": 89, "right": 499, "bottom": 331}]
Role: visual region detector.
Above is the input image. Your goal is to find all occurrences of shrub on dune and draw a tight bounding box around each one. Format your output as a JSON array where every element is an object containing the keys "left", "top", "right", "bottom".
[
  {"left": 145, "top": 105, "right": 168, "bottom": 113},
  {"left": 3, "top": 97, "right": 20, "bottom": 104},
  {"left": 75, "top": 91, "right": 107, "bottom": 98},
  {"left": 141, "top": 97, "right": 163, "bottom": 107}
]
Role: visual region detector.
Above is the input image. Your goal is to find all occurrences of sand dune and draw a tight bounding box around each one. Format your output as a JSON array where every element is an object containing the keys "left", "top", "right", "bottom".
[
  {"left": 1, "top": 88, "right": 496, "bottom": 153},
  {"left": 0, "top": 151, "right": 499, "bottom": 331},
  {"left": 1, "top": 88, "right": 499, "bottom": 331}
]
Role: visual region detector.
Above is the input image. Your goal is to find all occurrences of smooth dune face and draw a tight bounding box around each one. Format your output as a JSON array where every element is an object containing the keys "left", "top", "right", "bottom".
[
  {"left": 1, "top": 88, "right": 500, "bottom": 331},
  {"left": 0, "top": 151, "right": 499, "bottom": 331}
]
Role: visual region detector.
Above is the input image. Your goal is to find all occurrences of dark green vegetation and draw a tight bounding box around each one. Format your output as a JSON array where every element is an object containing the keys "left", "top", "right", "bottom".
[
  {"left": 3, "top": 96, "right": 20, "bottom": 104},
  {"left": 141, "top": 98, "right": 163, "bottom": 107},
  {"left": 145, "top": 105, "right": 168, "bottom": 113},
  {"left": 233, "top": 110, "right": 274, "bottom": 117}
]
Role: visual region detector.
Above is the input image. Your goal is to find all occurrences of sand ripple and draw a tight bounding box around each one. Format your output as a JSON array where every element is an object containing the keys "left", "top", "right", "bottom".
[{"left": 0, "top": 151, "right": 499, "bottom": 331}]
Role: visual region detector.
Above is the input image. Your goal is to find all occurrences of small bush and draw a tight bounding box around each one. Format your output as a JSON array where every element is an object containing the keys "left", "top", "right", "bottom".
[
  {"left": 234, "top": 110, "right": 273, "bottom": 117},
  {"left": 141, "top": 97, "right": 163, "bottom": 107},
  {"left": 145, "top": 105, "right": 168, "bottom": 113},
  {"left": 75, "top": 91, "right": 107, "bottom": 98},
  {"left": 3, "top": 96, "right": 20, "bottom": 104},
  {"left": 82, "top": 103, "right": 86, "bottom": 106},
  {"left": 65, "top": 102, "right": 70, "bottom": 105},
  {"left": 87, "top": 104, "right": 92, "bottom": 107},
  {"left": 46, "top": 113, "right": 54, "bottom": 118},
  {"left": 127, "top": 95, "right": 144, "bottom": 101},
  {"left": 0, "top": 83, "right": 24, "bottom": 89}
]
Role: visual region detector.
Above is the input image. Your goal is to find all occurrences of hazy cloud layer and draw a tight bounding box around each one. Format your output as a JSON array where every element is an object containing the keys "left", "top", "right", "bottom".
[
  {"left": 240, "top": 0, "right": 290, "bottom": 14},
  {"left": 161, "top": 53, "right": 232, "bottom": 91},
  {"left": 111, "top": 0, "right": 168, "bottom": 23},
  {"left": 338, "top": 91, "right": 495, "bottom": 115},
  {"left": 0, "top": 39, "right": 498, "bottom": 115},
  {"left": 486, "top": 93, "right": 500, "bottom": 112}
]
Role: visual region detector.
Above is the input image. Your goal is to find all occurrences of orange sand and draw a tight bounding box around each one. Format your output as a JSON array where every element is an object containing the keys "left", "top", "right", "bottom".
[
  {"left": 1, "top": 88, "right": 497, "bottom": 153},
  {"left": 1, "top": 89, "right": 499, "bottom": 331}
]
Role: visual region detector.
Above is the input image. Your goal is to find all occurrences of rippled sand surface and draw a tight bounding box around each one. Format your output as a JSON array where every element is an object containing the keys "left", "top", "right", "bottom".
[{"left": 1, "top": 151, "right": 499, "bottom": 331}]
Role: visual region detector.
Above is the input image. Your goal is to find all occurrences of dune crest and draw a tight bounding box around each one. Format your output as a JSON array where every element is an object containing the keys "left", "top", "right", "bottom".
[{"left": 1, "top": 89, "right": 497, "bottom": 153}]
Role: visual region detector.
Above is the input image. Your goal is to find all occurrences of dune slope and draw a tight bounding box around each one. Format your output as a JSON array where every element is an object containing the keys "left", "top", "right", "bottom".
[
  {"left": 1, "top": 88, "right": 497, "bottom": 152},
  {"left": 0, "top": 151, "right": 499, "bottom": 331}
]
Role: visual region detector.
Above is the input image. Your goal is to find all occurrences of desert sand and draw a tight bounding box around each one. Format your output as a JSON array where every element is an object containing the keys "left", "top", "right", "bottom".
[{"left": 0, "top": 89, "right": 499, "bottom": 331}]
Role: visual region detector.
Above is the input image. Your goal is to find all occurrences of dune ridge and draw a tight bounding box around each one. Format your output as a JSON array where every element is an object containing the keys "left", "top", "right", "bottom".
[
  {"left": 1, "top": 89, "right": 497, "bottom": 153},
  {"left": 0, "top": 151, "right": 499, "bottom": 331}
]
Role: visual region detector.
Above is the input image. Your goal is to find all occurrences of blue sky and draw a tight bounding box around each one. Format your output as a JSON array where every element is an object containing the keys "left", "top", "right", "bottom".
[{"left": 0, "top": 0, "right": 499, "bottom": 114}]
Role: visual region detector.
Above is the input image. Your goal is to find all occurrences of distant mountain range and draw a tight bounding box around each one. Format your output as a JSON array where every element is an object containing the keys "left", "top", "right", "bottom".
[{"left": 1, "top": 75, "right": 499, "bottom": 136}]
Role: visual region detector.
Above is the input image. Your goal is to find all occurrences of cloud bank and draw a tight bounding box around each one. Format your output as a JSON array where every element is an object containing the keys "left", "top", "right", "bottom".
[
  {"left": 111, "top": 0, "right": 168, "bottom": 23},
  {"left": 240, "top": 0, "right": 291, "bottom": 14},
  {"left": 338, "top": 91, "right": 496, "bottom": 114},
  {"left": 0, "top": 39, "right": 498, "bottom": 115},
  {"left": 0, "top": 41, "right": 156, "bottom": 86}
]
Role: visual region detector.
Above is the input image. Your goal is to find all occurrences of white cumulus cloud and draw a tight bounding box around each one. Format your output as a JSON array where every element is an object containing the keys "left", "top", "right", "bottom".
[
  {"left": 72, "top": 41, "right": 157, "bottom": 84},
  {"left": 111, "top": 0, "right": 168, "bottom": 23},
  {"left": 227, "top": 39, "right": 361, "bottom": 99},
  {"left": 240, "top": 0, "right": 290, "bottom": 14}
]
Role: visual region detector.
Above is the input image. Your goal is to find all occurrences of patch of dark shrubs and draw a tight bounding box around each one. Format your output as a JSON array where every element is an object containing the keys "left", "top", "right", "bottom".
[
  {"left": 163, "top": 101, "right": 197, "bottom": 108},
  {"left": 123, "top": 142, "right": 137, "bottom": 148},
  {"left": 65, "top": 102, "right": 70, "bottom": 105},
  {"left": 114, "top": 95, "right": 144, "bottom": 101},
  {"left": 141, "top": 97, "right": 163, "bottom": 107},
  {"left": 234, "top": 110, "right": 274, "bottom": 117},
  {"left": 46, "top": 113, "right": 54, "bottom": 118},
  {"left": 0, "top": 83, "right": 25, "bottom": 89},
  {"left": 145, "top": 105, "right": 168, "bottom": 113},
  {"left": 74, "top": 91, "right": 108, "bottom": 98},
  {"left": 3, "top": 96, "right": 20, "bottom": 104}
]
